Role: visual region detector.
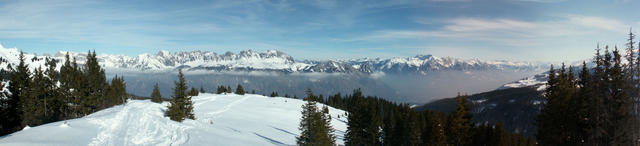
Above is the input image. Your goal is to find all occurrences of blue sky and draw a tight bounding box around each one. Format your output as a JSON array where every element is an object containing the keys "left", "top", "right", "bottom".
[{"left": 0, "top": 0, "right": 638, "bottom": 62}]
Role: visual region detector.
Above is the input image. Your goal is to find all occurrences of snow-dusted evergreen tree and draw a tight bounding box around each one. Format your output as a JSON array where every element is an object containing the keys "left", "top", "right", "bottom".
[
  {"left": 151, "top": 83, "right": 163, "bottom": 103},
  {"left": 165, "top": 70, "right": 195, "bottom": 122}
]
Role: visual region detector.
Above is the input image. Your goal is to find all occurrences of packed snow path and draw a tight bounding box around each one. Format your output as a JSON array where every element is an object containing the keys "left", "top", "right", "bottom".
[{"left": 0, "top": 93, "right": 348, "bottom": 146}]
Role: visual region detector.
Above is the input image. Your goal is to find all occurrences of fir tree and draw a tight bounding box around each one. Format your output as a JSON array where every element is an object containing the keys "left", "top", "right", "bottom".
[
  {"left": 448, "top": 93, "right": 472, "bottom": 145},
  {"left": 189, "top": 87, "right": 199, "bottom": 96},
  {"left": 235, "top": 84, "right": 245, "bottom": 95},
  {"left": 83, "top": 50, "right": 107, "bottom": 112},
  {"left": 216, "top": 86, "right": 226, "bottom": 94},
  {"left": 199, "top": 86, "right": 205, "bottom": 93},
  {"left": 297, "top": 94, "right": 336, "bottom": 146},
  {"left": 165, "top": 70, "right": 195, "bottom": 122},
  {"left": 151, "top": 83, "right": 163, "bottom": 103},
  {"left": 9, "top": 52, "right": 30, "bottom": 128},
  {"left": 344, "top": 89, "right": 382, "bottom": 146},
  {"left": 107, "top": 75, "right": 127, "bottom": 106}
]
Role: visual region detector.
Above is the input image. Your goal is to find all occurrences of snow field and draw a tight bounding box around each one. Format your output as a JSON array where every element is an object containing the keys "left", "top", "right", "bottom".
[{"left": 0, "top": 93, "right": 348, "bottom": 146}]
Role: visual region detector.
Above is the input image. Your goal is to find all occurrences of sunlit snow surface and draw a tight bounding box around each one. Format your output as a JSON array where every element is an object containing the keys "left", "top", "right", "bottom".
[{"left": 0, "top": 93, "right": 348, "bottom": 146}]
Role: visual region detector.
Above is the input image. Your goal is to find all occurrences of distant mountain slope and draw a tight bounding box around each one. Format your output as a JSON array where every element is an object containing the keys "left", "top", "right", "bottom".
[
  {"left": 416, "top": 86, "right": 544, "bottom": 138},
  {"left": 0, "top": 44, "right": 546, "bottom": 103},
  {"left": 0, "top": 44, "right": 545, "bottom": 74},
  {"left": 0, "top": 93, "right": 348, "bottom": 146}
]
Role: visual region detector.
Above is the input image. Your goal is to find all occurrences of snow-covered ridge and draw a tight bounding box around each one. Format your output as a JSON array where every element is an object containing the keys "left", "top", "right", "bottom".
[
  {"left": 348, "top": 55, "right": 545, "bottom": 75},
  {"left": 498, "top": 73, "right": 548, "bottom": 91},
  {"left": 0, "top": 93, "right": 348, "bottom": 146},
  {"left": 0, "top": 44, "right": 545, "bottom": 74}
]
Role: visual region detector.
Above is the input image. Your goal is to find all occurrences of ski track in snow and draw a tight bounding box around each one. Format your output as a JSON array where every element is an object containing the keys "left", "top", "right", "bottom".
[
  {"left": 203, "top": 95, "right": 250, "bottom": 118},
  {"left": 87, "top": 101, "right": 191, "bottom": 146}
]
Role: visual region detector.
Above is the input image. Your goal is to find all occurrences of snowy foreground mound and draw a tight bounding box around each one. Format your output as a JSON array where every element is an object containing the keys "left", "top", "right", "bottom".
[{"left": 0, "top": 93, "right": 348, "bottom": 146}]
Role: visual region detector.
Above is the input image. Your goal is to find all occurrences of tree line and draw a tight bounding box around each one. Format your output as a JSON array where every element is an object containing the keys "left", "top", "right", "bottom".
[
  {"left": 0, "top": 51, "right": 127, "bottom": 136},
  {"left": 298, "top": 88, "right": 534, "bottom": 146},
  {"left": 537, "top": 31, "right": 640, "bottom": 145}
]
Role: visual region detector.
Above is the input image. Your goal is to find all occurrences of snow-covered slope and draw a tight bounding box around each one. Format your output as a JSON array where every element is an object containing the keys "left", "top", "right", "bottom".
[
  {"left": 498, "top": 74, "right": 548, "bottom": 91},
  {"left": 0, "top": 93, "right": 348, "bottom": 146}
]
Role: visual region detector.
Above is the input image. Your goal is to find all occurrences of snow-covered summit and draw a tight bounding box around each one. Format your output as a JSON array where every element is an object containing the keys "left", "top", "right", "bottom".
[
  {"left": 0, "top": 93, "right": 348, "bottom": 146},
  {"left": 0, "top": 46, "right": 545, "bottom": 74}
]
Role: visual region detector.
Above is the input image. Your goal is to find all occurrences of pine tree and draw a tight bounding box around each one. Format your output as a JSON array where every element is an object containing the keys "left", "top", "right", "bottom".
[
  {"left": 344, "top": 89, "right": 382, "bottom": 146},
  {"left": 609, "top": 47, "right": 633, "bottom": 145},
  {"left": 538, "top": 63, "right": 576, "bottom": 145},
  {"left": 216, "top": 86, "right": 226, "bottom": 94},
  {"left": 44, "top": 57, "right": 63, "bottom": 122},
  {"left": 270, "top": 91, "right": 278, "bottom": 97},
  {"left": 199, "top": 86, "right": 205, "bottom": 93},
  {"left": 83, "top": 50, "right": 107, "bottom": 112},
  {"left": 165, "top": 70, "right": 195, "bottom": 122},
  {"left": 235, "top": 84, "right": 245, "bottom": 95},
  {"left": 189, "top": 87, "right": 199, "bottom": 96},
  {"left": 9, "top": 52, "right": 30, "bottom": 128},
  {"left": 448, "top": 93, "right": 472, "bottom": 145},
  {"left": 151, "top": 83, "right": 163, "bottom": 103},
  {"left": 59, "top": 53, "right": 74, "bottom": 118},
  {"left": 426, "top": 111, "right": 448, "bottom": 146},
  {"left": 226, "top": 85, "right": 232, "bottom": 93},
  {"left": 25, "top": 66, "right": 45, "bottom": 126},
  {"left": 107, "top": 75, "right": 127, "bottom": 106},
  {"left": 297, "top": 95, "right": 336, "bottom": 146}
]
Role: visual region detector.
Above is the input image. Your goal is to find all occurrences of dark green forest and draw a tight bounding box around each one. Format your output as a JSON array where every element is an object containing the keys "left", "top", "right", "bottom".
[
  {"left": 537, "top": 31, "right": 640, "bottom": 145},
  {"left": 0, "top": 51, "right": 127, "bottom": 136}
]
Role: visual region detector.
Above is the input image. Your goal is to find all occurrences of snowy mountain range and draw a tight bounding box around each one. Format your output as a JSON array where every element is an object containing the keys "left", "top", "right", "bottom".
[{"left": 0, "top": 44, "right": 546, "bottom": 75}]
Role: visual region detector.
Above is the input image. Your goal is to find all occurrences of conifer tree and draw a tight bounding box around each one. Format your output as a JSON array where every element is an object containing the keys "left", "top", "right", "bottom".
[
  {"left": 189, "top": 87, "right": 199, "bottom": 96},
  {"left": 297, "top": 93, "right": 336, "bottom": 146},
  {"left": 83, "top": 51, "right": 107, "bottom": 112},
  {"left": 345, "top": 89, "right": 382, "bottom": 146},
  {"left": 9, "top": 52, "right": 30, "bottom": 128},
  {"left": 426, "top": 111, "right": 447, "bottom": 146},
  {"left": 44, "top": 57, "right": 63, "bottom": 121},
  {"left": 199, "top": 86, "right": 205, "bottom": 93},
  {"left": 448, "top": 93, "right": 472, "bottom": 145},
  {"left": 59, "top": 53, "right": 74, "bottom": 118},
  {"left": 107, "top": 76, "right": 127, "bottom": 105},
  {"left": 165, "top": 70, "right": 195, "bottom": 122},
  {"left": 216, "top": 86, "right": 226, "bottom": 94},
  {"left": 226, "top": 85, "right": 232, "bottom": 93},
  {"left": 609, "top": 47, "right": 633, "bottom": 144},
  {"left": 235, "top": 84, "right": 245, "bottom": 95},
  {"left": 26, "top": 67, "right": 45, "bottom": 126},
  {"left": 151, "top": 83, "right": 163, "bottom": 103}
]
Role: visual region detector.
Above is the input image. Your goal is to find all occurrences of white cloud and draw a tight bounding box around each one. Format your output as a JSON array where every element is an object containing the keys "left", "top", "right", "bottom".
[
  {"left": 443, "top": 18, "right": 538, "bottom": 32},
  {"left": 356, "top": 15, "right": 636, "bottom": 46},
  {"left": 512, "top": 0, "right": 567, "bottom": 3},
  {"left": 370, "top": 72, "right": 386, "bottom": 79},
  {"left": 431, "top": 0, "right": 472, "bottom": 2},
  {"left": 566, "top": 15, "right": 629, "bottom": 33}
]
